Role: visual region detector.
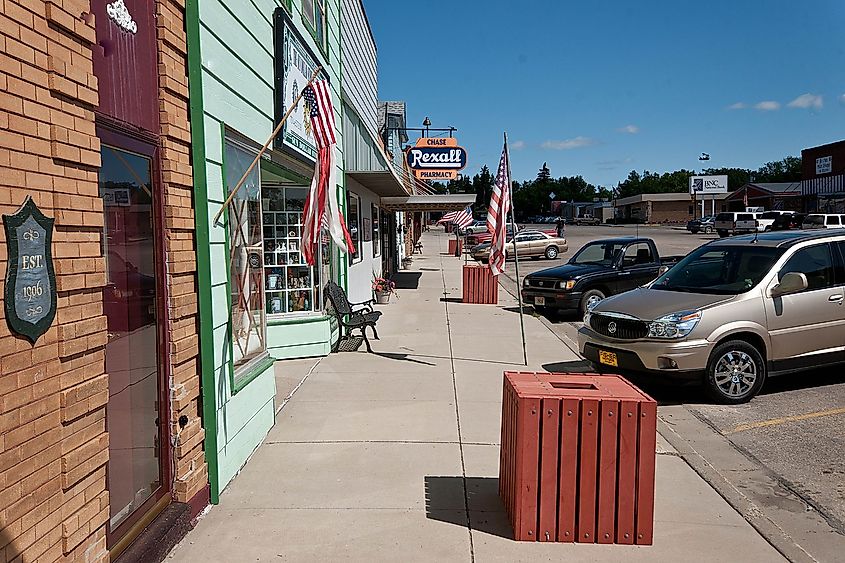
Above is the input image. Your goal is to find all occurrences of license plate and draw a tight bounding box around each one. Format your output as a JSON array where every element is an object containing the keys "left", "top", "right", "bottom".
[
  {"left": 598, "top": 350, "right": 618, "bottom": 367},
  {"left": 535, "top": 296, "right": 545, "bottom": 306}
]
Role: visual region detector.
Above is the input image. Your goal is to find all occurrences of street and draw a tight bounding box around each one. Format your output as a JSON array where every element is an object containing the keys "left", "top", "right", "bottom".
[{"left": 491, "top": 223, "right": 845, "bottom": 542}]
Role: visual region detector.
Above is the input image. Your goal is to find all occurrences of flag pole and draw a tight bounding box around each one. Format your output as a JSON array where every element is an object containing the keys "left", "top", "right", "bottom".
[
  {"left": 212, "top": 66, "right": 323, "bottom": 225},
  {"left": 504, "top": 132, "right": 528, "bottom": 366}
]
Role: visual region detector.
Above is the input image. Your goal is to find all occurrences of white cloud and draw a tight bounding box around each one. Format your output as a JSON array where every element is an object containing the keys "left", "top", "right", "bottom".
[
  {"left": 617, "top": 124, "right": 639, "bottom": 134},
  {"left": 788, "top": 93, "right": 823, "bottom": 110},
  {"left": 754, "top": 101, "right": 781, "bottom": 111},
  {"left": 541, "top": 136, "right": 596, "bottom": 150},
  {"left": 510, "top": 140, "right": 525, "bottom": 150},
  {"left": 840, "top": 94, "right": 845, "bottom": 106},
  {"left": 728, "top": 102, "right": 747, "bottom": 110}
]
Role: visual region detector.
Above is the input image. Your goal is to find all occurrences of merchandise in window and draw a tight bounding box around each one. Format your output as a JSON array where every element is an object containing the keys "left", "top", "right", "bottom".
[
  {"left": 225, "top": 137, "right": 267, "bottom": 370},
  {"left": 347, "top": 192, "right": 360, "bottom": 264},
  {"left": 262, "top": 185, "right": 323, "bottom": 315},
  {"left": 372, "top": 204, "right": 380, "bottom": 257}
]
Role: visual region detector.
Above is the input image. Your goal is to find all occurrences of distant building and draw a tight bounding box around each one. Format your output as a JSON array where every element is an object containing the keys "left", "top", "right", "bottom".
[
  {"left": 801, "top": 139, "right": 845, "bottom": 213},
  {"left": 613, "top": 193, "right": 729, "bottom": 223},
  {"left": 723, "top": 182, "right": 803, "bottom": 212}
]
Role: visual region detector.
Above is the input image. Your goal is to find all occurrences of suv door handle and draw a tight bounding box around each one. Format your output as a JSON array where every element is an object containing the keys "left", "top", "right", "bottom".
[{"left": 828, "top": 294, "right": 843, "bottom": 302}]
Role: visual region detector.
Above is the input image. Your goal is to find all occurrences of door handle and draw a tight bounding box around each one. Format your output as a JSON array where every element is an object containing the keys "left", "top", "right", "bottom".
[{"left": 828, "top": 294, "right": 843, "bottom": 302}]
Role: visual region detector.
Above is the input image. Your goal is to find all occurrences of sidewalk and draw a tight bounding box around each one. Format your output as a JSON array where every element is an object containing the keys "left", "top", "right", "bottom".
[{"left": 168, "top": 230, "right": 784, "bottom": 562}]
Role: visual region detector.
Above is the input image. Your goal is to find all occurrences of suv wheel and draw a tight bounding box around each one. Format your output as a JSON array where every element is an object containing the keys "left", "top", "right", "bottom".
[
  {"left": 579, "top": 288, "right": 606, "bottom": 316},
  {"left": 704, "top": 225, "right": 713, "bottom": 234},
  {"left": 544, "top": 246, "right": 559, "bottom": 260},
  {"left": 705, "top": 340, "right": 766, "bottom": 404}
]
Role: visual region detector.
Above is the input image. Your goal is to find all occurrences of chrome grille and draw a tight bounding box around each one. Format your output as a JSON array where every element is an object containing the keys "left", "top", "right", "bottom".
[
  {"left": 590, "top": 314, "right": 648, "bottom": 340},
  {"left": 527, "top": 278, "right": 558, "bottom": 289}
]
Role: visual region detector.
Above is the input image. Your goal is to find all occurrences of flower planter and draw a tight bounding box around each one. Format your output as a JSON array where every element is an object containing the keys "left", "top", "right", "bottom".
[{"left": 375, "top": 290, "right": 391, "bottom": 304}]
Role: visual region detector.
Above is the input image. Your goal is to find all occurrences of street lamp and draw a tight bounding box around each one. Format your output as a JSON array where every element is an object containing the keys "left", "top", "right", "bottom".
[{"left": 422, "top": 116, "right": 431, "bottom": 137}]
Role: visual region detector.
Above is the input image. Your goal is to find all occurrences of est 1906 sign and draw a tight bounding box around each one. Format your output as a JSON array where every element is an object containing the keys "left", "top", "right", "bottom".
[{"left": 3, "top": 197, "right": 57, "bottom": 343}]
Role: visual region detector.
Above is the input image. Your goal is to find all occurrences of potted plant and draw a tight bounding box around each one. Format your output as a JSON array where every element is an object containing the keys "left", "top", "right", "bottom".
[{"left": 372, "top": 276, "right": 396, "bottom": 304}]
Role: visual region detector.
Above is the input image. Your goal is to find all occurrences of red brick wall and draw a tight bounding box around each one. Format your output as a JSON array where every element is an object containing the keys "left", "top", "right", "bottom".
[{"left": 1, "top": 1, "right": 110, "bottom": 562}]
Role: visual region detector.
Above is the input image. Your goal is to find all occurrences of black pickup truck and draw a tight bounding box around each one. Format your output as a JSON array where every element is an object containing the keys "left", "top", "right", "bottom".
[{"left": 521, "top": 237, "right": 682, "bottom": 316}]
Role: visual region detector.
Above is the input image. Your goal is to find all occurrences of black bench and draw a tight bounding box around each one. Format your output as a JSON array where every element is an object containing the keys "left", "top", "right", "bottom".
[{"left": 324, "top": 281, "right": 382, "bottom": 353}]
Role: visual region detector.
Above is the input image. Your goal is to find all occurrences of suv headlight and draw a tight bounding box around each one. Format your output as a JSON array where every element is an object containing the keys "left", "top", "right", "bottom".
[
  {"left": 647, "top": 310, "right": 701, "bottom": 339},
  {"left": 558, "top": 280, "right": 576, "bottom": 290}
]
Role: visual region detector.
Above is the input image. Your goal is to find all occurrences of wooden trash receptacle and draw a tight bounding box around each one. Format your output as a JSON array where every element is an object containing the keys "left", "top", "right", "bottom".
[
  {"left": 499, "top": 372, "right": 656, "bottom": 545},
  {"left": 447, "top": 238, "right": 463, "bottom": 256},
  {"left": 462, "top": 264, "right": 498, "bottom": 304}
]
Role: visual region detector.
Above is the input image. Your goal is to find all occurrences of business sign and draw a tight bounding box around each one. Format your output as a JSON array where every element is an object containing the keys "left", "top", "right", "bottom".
[
  {"left": 3, "top": 197, "right": 57, "bottom": 343},
  {"left": 407, "top": 137, "right": 468, "bottom": 181},
  {"left": 689, "top": 175, "right": 728, "bottom": 195},
  {"left": 816, "top": 156, "right": 832, "bottom": 175},
  {"left": 274, "top": 9, "right": 327, "bottom": 162}
]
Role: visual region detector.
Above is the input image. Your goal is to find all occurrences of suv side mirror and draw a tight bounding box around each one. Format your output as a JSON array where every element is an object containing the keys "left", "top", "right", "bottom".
[{"left": 771, "top": 272, "right": 808, "bottom": 298}]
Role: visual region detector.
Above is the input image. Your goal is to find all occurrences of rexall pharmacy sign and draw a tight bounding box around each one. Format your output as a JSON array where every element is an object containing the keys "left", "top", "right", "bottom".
[
  {"left": 689, "top": 175, "right": 728, "bottom": 194},
  {"left": 406, "top": 137, "right": 468, "bottom": 181}
]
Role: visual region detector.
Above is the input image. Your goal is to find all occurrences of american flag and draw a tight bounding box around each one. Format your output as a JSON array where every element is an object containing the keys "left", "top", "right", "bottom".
[
  {"left": 486, "top": 139, "right": 511, "bottom": 275},
  {"left": 301, "top": 79, "right": 355, "bottom": 265},
  {"left": 437, "top": 206, "right": 473, "bottom": 228}
]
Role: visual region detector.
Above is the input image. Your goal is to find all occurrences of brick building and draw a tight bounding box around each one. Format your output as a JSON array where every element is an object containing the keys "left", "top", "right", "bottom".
[
  {"left": 801, "top": 139, "right": 845, "bottom": 213},
  {"left": 613, "top": 192, "right": 729, "bottom": 223},
  {"left": 1, "top": 1, "right": 207, "bottom": 561}
]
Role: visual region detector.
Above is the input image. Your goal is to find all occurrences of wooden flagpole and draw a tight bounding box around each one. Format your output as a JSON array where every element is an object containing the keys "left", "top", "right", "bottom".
[
  {"left": 212, "top": 66, "right": 323, "bottom": 225},
  {"left": 504, "top": 132, "right": 528, "bottom": 366}
]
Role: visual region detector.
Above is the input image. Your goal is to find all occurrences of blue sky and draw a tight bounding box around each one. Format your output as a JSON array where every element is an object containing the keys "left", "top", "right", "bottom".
[{"left": 364, "top": 0, "right": 845, "bottom": 187}]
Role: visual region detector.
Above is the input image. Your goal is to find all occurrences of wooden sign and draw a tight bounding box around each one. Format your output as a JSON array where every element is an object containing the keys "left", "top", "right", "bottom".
[{"left": 3, "top": 197, "right": 57, "bottom": 343}]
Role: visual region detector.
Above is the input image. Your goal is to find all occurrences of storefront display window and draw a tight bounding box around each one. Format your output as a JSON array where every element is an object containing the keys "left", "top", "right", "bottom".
[
  {"left": 262, "top": 185, "right": 323, "bottom": 315},
  {"left": 348, "top": 192, "right": 361, "bottom": 264},
  {"left": 372, "top": 204, "right": 380, "bottom": 257},
  {"left": 225, "top": 136, "right": 267, "bottom": 371}
]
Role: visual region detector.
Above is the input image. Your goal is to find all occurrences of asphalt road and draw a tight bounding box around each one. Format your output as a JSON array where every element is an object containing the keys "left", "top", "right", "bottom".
[{"left": 488, "top": 223, "right": 845, "bottom": 541}]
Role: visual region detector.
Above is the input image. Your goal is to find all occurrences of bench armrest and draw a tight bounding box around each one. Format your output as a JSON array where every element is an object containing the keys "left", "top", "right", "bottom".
[{"left": 349, "top": 299, "right": 375, "bottom": 313}]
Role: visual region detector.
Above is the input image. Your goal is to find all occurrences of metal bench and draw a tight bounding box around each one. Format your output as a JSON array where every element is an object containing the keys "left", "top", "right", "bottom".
[{"left": 324, "top": 281, "right": 382, "bottom": 353}]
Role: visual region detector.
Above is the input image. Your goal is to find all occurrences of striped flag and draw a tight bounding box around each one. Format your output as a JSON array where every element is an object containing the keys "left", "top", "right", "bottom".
[
  {"left": 301, "top": 79, "right": 355, "bottom": 266},
  {"left": 452, "top": 206, "right": 474, "bottom": 229},
  {"left": 436, "top": 210, "right": 460, "bottom": 224},
  {"left": 487, "top": 140, "right": 511, "bottom": 275}
]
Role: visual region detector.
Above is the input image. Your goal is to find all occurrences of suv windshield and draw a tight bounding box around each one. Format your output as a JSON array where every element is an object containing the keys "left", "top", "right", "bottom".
[
  {"left": 652, "top": 245, "right": 784, "bottom": 295},
  {"left": 570, "top": 241, "right": 629, "bottom": 266},
  {"left": 761, "top": 212, "right": 782, "bottom": 219},
  {"left": 804, "top": 215, "right": 824, "bottom": 226}
]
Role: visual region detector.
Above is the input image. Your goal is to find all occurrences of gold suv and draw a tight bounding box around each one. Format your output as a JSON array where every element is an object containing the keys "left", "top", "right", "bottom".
[{"left": 578, "top": 231, "right": 845, "bottom": 403}]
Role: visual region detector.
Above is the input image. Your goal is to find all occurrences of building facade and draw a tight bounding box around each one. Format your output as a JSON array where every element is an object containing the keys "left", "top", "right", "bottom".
[
  {"left": 801, "top": 139, "right": 845, "bottom": 213},
  {"left": 613, "top": 193, "right": 728, "bottom": 223},
  {"left": 1, "top": 0, "right": 207, "bottom": 561}
]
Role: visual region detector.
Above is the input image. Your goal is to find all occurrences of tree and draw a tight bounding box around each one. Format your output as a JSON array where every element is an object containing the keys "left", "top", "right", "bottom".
[
  {"left": 472, "top": 165, "right": 494, "bottom": 215},
  {"left": 537, "top": 162, "right": 551, "bottom": 181}
]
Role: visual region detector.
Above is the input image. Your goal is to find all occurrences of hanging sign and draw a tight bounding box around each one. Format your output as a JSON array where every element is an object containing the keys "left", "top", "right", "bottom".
[
  {"left": 3, "top": 197, "right": 57, "bottom": 343},
  {"left": 407, "top": 137, "right": 468, "bottom": 181}
]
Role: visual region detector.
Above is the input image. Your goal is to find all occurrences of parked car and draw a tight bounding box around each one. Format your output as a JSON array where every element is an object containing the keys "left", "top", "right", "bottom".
[
  {"left": 802, "top": 214, "right": 845, "bottom": 229},
  {"left": 473, "top": 230, "right": 567, "bottom": 262},
  {"left": 466, "top": 224, "right": 521, "bottom": 247},
  {"left": 715, "top": 211, "right": 761, "bottom": 237},
  {"left": 755, "top": 211, "right": 793, "bottom": 232},
  {"left": 686, "top": 215, "right": 715, "bottom": 234},
  {"left": 771, "top": 213, "right": 807, "bottom": 231},
  {"left": 572, "top": 215, "right": 601, "bottom": 226},
  {"left": 733, "top": 212, "right": 762, "bottom": 234},
  {"left": 461, "top": 220, "right": 488, "bottom": 235},
  {"left": 578, "top": 230, "right": 845, "bottom": 404},
  {"left": 521, "top": 237, "right": 683, "bottom": 316}
]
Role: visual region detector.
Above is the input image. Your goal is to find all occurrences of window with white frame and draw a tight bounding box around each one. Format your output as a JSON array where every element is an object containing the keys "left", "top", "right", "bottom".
[
  {"left": 224, "top": 136, "right": 267, "bottom": 372},
  {"left": 372, "top": 204, "right": 380, "bottom": 257}
]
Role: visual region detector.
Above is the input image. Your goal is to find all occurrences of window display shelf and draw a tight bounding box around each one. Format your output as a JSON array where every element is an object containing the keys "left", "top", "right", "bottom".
[{"left": 261, "top": 203, "right": 318, "bottom": 316}]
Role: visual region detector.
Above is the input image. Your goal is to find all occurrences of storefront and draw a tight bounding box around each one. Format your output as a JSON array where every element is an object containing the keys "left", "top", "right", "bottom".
[
  {"left": 186, "top": 0, "right": 343, "bottom": 496},
  {"left": 802, "top": 140, "right": 845, "bottom": 213}
]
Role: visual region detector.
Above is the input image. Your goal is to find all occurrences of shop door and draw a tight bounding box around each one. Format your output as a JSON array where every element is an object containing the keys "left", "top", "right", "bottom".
[
  {"left": 381, "top": 212, "right": 392, "bottom": 275},
  {"left": 99, "top": 140, "right": 168, "bottom": 542}
]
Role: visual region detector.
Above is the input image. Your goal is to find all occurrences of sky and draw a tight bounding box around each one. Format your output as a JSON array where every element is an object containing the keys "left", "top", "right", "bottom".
[{"left": 364, "top": 0, "right": 845, "bottom": 188}]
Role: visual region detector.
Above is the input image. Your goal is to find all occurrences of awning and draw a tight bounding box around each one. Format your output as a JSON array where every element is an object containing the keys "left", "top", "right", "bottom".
[
  {"left": 346, "top": 171, "right": 409, "bottom": 197},
  {"left": 379, "top": 194, "right": 477, "bottom": 212}
]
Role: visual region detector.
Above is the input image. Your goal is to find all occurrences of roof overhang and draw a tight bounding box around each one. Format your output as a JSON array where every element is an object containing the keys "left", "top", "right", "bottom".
[
  {"left": 346, "top": 171, "right": 409, "bottom": 197},
  {"left": 379, "top": 194, "right": 476, "bottom": 212}
]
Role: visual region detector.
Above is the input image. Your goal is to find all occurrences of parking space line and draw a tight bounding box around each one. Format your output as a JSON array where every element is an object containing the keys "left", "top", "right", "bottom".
[{"left": 727, "top": 406, "right": 845, "bottom": 434}]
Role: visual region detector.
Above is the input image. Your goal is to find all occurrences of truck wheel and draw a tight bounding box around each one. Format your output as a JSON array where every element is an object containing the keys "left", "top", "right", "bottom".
[
  {"left": 704, "top": 340, "right": 766, "bottom": 404},
  {"left": 704, "top": 226, "right": 713, "bottom": 234},
  {"left": 579, "top": 288, "right": 606, "bottom": 316},
  {"left": 544, "top": 246, "right": 559, "bottom": 260}
]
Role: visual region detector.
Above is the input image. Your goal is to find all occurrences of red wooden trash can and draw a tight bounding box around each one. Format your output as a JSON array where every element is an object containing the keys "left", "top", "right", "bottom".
[
  {"left": 447, "top": 238, "right": 463, "bottom": 256},
  {"left": 499, "top": 372, "right": 656, "bottom": 545},
  {"left": 462, "top": 264, "right": 498, "bottom": 304}
]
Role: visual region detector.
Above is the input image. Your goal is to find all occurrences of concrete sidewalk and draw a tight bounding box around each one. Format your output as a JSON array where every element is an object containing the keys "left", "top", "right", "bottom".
[{"left": 168, "top": 230, "right": 784, "bottom": 562}]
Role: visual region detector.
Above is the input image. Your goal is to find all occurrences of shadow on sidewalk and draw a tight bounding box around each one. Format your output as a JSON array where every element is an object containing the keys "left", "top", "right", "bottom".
[
  {"left": 373, "top": 352, "right": 437, "bottom": 366},
  {"left": 424, "top": 476, "right": 513, "bottom": 539},
  {"left": 439, "top": 297, "right": 463, "bottom": 303},
  {"left": 392, "top": 272, "right": 423, "bottom": 289},
  {"left": 542, "top": 360, "right": 596, "bottom": 373}
]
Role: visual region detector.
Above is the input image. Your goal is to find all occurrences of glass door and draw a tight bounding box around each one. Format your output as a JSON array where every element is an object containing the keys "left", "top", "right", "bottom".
[{"left": 99, "top": 142, "right": 164, "bottom": 535}]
